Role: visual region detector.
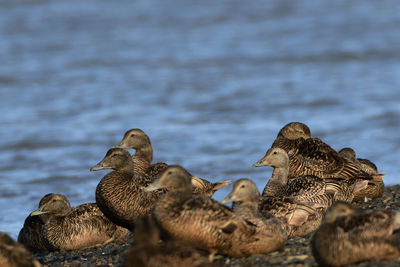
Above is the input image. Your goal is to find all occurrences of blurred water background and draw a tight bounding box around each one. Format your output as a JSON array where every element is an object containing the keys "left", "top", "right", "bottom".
[{"left": 1, "top": 0, "right": 399, "bottom": 238}]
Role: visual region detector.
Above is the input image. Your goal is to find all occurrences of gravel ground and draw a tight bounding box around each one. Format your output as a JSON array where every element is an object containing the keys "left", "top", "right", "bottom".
[{"left": 35, "top": 185, "right": 400, "bottom": 267}]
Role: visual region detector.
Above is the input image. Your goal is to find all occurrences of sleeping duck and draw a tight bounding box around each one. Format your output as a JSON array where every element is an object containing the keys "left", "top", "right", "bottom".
[
  {"left": 312, "top": 201, "right": 400, "bottom": 266},
  {"left": 18, "top": 193, "right": 129, "bottom": 252}
]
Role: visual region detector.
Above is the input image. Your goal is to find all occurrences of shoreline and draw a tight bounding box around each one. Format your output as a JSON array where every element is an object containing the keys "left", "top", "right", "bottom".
[{"left": 35, "top": 185, "right": 400, "bottom": 267}]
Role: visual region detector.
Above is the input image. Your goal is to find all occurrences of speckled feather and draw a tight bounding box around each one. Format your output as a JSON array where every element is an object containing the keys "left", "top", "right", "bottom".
[
  {"left": 41, "top": 203, "right": 129, "bottom": 251},
  {"left": 273, "top": 136, "right": 372, "bottom": 181},
  {"left": 339, "top": 147, "right": 384, "bottom": 201},
  {"left": 19, "top": 194, "right": 129, "bottom": 252},
  {"left": 150, "top": 166, "right": 258, "bottom": 258},
  {"left": 259, "top": 196, "right": 324, "bottom": 238},
  {"left": 18, "top": 215, "right": 48, "bottom": 253},
  {"left": 154, "top": 192, "right": 235, "bottom": 256},
  {"left": 312, "top": 202, "right": 400, "bottom": 266},
  {"left": 0, "top": 232, "right": 41, "bottom": 267},
  {"left": 96, "top": 170, "right": 166, "bottom": 229}
]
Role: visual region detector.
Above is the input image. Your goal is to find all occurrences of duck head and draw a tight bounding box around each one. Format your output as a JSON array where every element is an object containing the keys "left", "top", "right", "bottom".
[
  {"left": 221, "top": 178, "right": 260, "bottom": 205},
  {"left": 113, "top": 129, "right": 151, "bottom": 150},
  {"left": 277, "top": 122, "right": 311, "bottom": 140},
  {"left": 145, "top": 165, "right": 193, "bottom": 192},
  {"left": 252, "top": 148, "right": 289, "bottom": 169},
  {"left": 30, "top": 193, "right": 71, "bottom": 217},
  {"left": 90, "top": 148, "right": 133, "bottom": 171}
]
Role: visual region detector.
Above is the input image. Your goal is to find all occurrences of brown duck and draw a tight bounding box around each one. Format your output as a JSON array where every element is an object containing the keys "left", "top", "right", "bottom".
[
  {"left": 269, "top": 122, "right": 377, "bottom": 183},
  {"left": 90, "top": 148, "right": 166, "bottom": 229},
  {"left": 221, "top": 178, "right": 288, "bottom": 255},
  {"left": 253, "top": 148, "right": 367, "bottom": 205},
  {"left": 338, "top": 147, "right": 384, "bottom": 201},
  {"left": 252, "top": 148, "right": 360, "bottom": 238},
  {"left": 312, "top": 202, "right": 400, "bottom": 266},
  {"left": 18, "top": 193, "right": 129, "bottom": 252},
  {"left": 144, "top": 165, "right": 258, "bottom": 258},
  {"left": 114, "top": 128, "right": 231, "bottom": 197},
  {"left": 123, "top": 216, "right": 214, "bottom": 267},
  {"left": 0, "top": 232, "right": 41, "bottom": 267}
]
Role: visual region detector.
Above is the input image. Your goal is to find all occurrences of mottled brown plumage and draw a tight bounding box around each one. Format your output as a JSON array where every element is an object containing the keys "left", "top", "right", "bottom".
[
  {"left": 259, "top": 196, "right": 324, "bottom": 238},
  {"left": 269, "top": 122, "right": 374, "bottom": 182},
  {"left": 90, "top": 148, "right": 166, "bottom": 229},
  {"left": 312, "top": 202, "right": 400, "bottom": 266},
  {"left": 145, "top": 165, "right": 258, "bottom": 258},
  {"left": 253, "top": 148, "right": 362, "bottom": 205},
  {"left": 114, "top": 128, "right": 231, "bottom": 197},
  {"left": 221, "top": 178, "right": 288, "bottom": 254},
  {"left": 18, "top": 211, "right": 48, "bottom": 253},
  {"left": 123, "top": 217, "right": 213, "bottom": 267},
  {"left": 0, "top": 232, "right": 41, "bottom": 267},
  {"left": 18, "top": 194, "right": 129, "bottom": 252},
  {"left": 339, "top": 147, "right": 384, "bottom": 201}
]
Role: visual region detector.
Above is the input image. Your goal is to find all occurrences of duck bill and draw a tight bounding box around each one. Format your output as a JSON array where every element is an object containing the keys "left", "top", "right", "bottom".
[
  {"left": 30, "top": 208, "right": 49, "bottom": 216},
  {"left": 112, "top": 139, "right": 129, "bottom": 149},
  {"left": 221, "top": 194, "right": 234, "bottom": 205},
  {"left": 252, "top": 157, "right": 266, "bottom": 167},
  {"left": 112, "top": 142, "right": 126, "bottom": 149},
  {"left": 90, "top": 162, "right": 109, "bottom": 171},
  {"left": 144, "top": 182, "right": 162, "bottom": 192}
]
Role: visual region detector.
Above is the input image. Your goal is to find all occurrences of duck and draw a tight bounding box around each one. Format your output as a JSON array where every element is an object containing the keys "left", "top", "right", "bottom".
[
  {"left": 113, "top": 128, "right": 231, "bottom": 197},
  {"left": 338, "top": 147, "right": 384, "bottom": 201},
  {"left": 312, "top": 201, "right": 400, "bottom": 266},
  {"left": 144, "top": 165, "right": 258, "bottom": 258},
  {"left": 253, "top": 148, "right": 366, "bottom": 205},
  {"left": 221, "top": 178, "right": 288, "bottom": 254},
  {"left": 90, "top": 148, "right": 166, "bottom": 229},
  {"left": 123, "top": 216, "right": 214, "bottom": 267},
  {"left": 0, "top": 232, "right": 41, "bottom": 267},
  {"left": 269, "top": 122, "right": 376, "bottom": 182},
  {"left": 18, "top": 193, "right": 129, "bottom": 252}
]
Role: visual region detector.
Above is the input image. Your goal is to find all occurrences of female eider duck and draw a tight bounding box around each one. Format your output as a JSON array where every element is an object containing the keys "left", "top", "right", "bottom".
[
  {"left": 0, "top": 232, "right": 41, "bottom": 267},
  {"left": 123, "top": 216, "right": 213, "bottom": 267},
  {"left": 339, "top": 147, "right": 384, "bottom": 201},
  {"left": 90, "top": 148, "right": 166, "bottom": 229},
  {"left": 252, "top": 147, "right": 369, "bottom": 238},
  {"left": 253, "top": 148, "right": 367, "bottom": 205},
  {"left": 18, "top": 193, "right": 129, "bottom": 252},
  {"left": 114, "top": 128, "right": 231, "bottom": 197},
  {"left": 145, "top": 165, "right": 258, "bottom": 258},
  {"left": 221, "top": 178, "right": 288, "bottom": 255},
  {"left": 312, "top": 202, "right": 400, "bottom": 266},
  {"left": 269, "top": 122, "right": 377, "bottom": 183}
]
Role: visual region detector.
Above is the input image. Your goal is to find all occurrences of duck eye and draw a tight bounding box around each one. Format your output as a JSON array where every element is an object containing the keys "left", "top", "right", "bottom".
[
  {"left": 273, "top": 151, "right": 277, "bottom": 155},
  {"left": 241, "top": 185, "right": 245, "bottom": 188},
  {"left": 168, "top": 171, "right": 172, "bottom": 175},
  {"left": 130, "top": 134, "right": 135, "bottom": 137}
]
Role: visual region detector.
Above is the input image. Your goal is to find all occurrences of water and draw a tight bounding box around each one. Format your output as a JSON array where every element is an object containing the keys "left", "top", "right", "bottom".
[{"left": 1, "top": 0, "right": 399, "bottom": 239}]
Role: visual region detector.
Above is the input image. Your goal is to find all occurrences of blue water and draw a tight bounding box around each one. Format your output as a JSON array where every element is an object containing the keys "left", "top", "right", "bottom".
[{"left": 1, "top": 0, "right": 399, "bottom": 238}]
